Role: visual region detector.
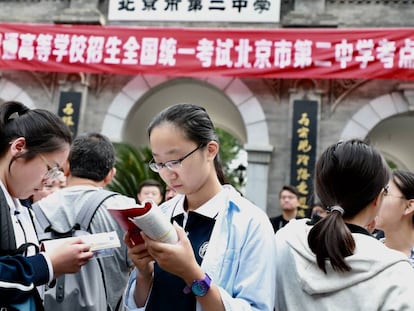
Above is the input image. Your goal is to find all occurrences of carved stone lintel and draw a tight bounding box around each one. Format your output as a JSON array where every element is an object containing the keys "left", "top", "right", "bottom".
[
  {"left": 89, "top": 74, "right": 114, "bottom": 98},
  {"left": 53, "top": 73, "right": 114, "bottom": 98},
  {"left": 58, "top": 73, "right": 89, "bottom": 91},
  {"left": 287, "top": 79, "right": 328, "bottom": 95},
  {"left": 266, "top": 79, "right": 282, "bottom": 101},
  {"left": 29, "top": 71, "right": 59, "bottom": 101},
  {"left": 330, "top": 79, "right": 367, "bottom": 114},
  {"left": 331, "top": 79, "right": 359, "bottom": 100}
]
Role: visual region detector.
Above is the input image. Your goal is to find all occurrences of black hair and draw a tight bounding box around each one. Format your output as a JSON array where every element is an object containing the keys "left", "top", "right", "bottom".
[
  {"left": 392, "top": 170, "right": 414, "bottom": 225},
  {"left": 279, "top": 185, "right": 300, "bottom": 198},
  {"left": 0, "top": 101, "right": 72, "bottom": 166},
  {"left": 137, "top": 179, "right": 164, "bottom": 195},
  {"left": 147, "top": 103, "right": 227, "bottom": 185},
  {"left": 308, "top": 139, "right": 390, "bottom": 273},
  {"left": 69, "top": 132, "right": 115, "bottom": 182}
]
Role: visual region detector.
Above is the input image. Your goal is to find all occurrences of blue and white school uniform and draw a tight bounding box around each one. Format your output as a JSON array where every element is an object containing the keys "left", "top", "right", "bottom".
[{"left": 124, "top": 184, "right": 276, "bottom": 311}]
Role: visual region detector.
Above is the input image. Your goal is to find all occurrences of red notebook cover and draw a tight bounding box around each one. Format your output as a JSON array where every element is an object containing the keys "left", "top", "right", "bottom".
[{"left": 107, "top": 201, "right": 152, "bottom": 244}]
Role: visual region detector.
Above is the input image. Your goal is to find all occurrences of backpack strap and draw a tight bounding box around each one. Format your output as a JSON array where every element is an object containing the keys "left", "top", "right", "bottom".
[
  {"left": 33, "top": 189, "right": 118, "bottom": 240},
  {"left": 75, "top": 189, "right": 118, "bottom": 309},
  {"left": 76, "top": 189, "right": 118, "bottom": 231},
  {"left": 32, "top": 203, "right": 53, "bottom": 242},
  {"left": 47, "top": 189, "right": 118, "bottom": 307}
]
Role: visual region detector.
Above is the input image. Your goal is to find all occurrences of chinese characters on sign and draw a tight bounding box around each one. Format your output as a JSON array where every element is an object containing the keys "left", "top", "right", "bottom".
[
  {"left": 290, "top": 100, "right": 318, "bottom": 217},
  {"left": 1, "top": 23, "right": 414, "bottom": 80},
  {"left": 58, "top": 91, "right": 81, "bottom": 137},
  {"left": 108, "top": 0, "right": 280, "bottom": 22}
]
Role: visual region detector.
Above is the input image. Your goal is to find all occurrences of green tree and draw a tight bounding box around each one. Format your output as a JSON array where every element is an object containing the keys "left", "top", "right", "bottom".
[
  {"left": 107, "top": 143, "right": 163, "bottom": 198},
  {"left": 386, "top": 159, "right": 398, "bottom": 170},
  {"left": 216, "top": 128, "right": 245, "bottom": 190}
]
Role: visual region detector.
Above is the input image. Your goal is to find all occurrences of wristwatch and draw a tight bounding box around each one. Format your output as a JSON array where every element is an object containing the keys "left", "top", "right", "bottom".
[{"left": 183, "top": 273, "right": 212, "bottom": 296}]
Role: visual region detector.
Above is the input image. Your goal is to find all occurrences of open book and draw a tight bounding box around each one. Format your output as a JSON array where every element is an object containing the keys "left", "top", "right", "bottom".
[{"left": 107, "top": 199, "right": 178, "bottom": 245}]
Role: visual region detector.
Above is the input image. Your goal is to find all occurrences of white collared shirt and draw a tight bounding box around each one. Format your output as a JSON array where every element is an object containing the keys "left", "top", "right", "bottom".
[
  {"left": 170, "top": 186, "right": 224, "bottom": 228},
  {"left": 0, "top": 181, "right": 38, "bottom": 255},
  {"left": 0, "top": 180, "right": 53, "bottom": 294}
]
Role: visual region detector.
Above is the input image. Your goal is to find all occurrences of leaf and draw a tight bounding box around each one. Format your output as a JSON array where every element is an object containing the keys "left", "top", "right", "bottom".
[{"left": 107, "top": 143, "right": 163, "bottom": 198}]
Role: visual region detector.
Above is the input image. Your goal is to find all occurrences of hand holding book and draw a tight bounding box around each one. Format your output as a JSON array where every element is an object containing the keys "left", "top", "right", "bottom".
[
  {"left": 41, "top": 231, "right": 120, "bottom": 258},
  {"left": 107, "top": 199, "right": 178, "bottom": 245}
]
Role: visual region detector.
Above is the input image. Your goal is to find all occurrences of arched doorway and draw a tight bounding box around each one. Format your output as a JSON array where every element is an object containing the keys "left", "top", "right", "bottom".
[
  {"left": 341, "top": 91, "right": 413, "bottom": 170},
  {"left": 102, "top": 75, "right": 273, "bottom": 211}
]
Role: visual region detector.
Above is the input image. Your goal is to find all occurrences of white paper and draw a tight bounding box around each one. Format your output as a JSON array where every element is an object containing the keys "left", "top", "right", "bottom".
[{"left": 41, "top": 231, "right": 120, "bottom": 256}]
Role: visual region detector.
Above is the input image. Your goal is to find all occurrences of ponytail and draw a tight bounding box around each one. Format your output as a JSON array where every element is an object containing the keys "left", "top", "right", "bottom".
[
  {"left": 310, "top": 139, "right": 389, "bottom": 273},
  {"left": 308, "top": 207, "right": 355, "bottom": 273}
]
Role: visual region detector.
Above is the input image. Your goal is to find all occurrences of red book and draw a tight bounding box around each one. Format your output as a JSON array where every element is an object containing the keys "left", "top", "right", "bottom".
[
  {"left": 108, "top": 200, "right": 178, "bottom": 245},
  {"left": 107, "top": 201, "right": 151, "bottom": 244}
]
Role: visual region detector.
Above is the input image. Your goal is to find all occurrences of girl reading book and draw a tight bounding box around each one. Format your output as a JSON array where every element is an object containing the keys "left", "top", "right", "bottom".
[
  {"left": 123, "top": 103, "right": 276, "bottom": 311},
  {"left": 0, "top": 101, "right": 93, "bottom": 310}
]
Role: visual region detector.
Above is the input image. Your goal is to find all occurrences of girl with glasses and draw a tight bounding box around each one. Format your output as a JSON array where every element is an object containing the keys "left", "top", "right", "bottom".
[
  {"left": 0, "top": 101, "right": 93, "bottom": 310},
  {"left": 375, "top": 170, "right": 414, "bottom": 268},
  {"left": 274, "top": 139, "right": 414, "bottom": 310},
  {"left": 123, "top": 103, "right": 276, "bottom": 311}
]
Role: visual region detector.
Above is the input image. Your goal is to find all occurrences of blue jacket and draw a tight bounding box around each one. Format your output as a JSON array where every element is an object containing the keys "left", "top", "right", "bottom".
[
  {"left": 0, "top": 187, "right": 49, "bottom": 309},
  {"left": 124, "top": 185, "right": 276, "bottom": 311},
  {"left": 0, "top": 254, "right": 49, "bottom": 303}
]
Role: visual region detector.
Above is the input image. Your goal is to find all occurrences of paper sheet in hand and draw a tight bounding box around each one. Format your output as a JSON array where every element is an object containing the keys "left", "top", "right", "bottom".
[{"left": 41, "top": 231, "right": 120, "bottom": 255}]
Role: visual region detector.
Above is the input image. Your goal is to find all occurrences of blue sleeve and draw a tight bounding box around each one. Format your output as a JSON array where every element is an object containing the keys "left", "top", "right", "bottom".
[{"left": 0, "top": 254, "right": 49, "bottom": 304}]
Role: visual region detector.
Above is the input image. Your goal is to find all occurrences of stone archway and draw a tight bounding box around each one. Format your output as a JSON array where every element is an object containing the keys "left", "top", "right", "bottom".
[
  {"left": 102, "top": 75, "right": 273, "bottom": 210},
  {"left": 340, "top": 91, "right": 413, "bottom": 170},
  {"left": 0, "top": 78, "right": 35, "bottom": 108},
  {"left": 341, "top": 92, "right": 409, "bottom": 140}
]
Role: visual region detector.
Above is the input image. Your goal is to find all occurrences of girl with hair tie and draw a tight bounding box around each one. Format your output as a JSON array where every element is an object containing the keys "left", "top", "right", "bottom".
[{"left": 274, "top": 139, "right": 414, "bottom": 310}]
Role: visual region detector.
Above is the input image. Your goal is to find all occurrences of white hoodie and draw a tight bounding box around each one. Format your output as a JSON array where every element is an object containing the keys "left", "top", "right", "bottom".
[{"left": 275, "top": 219, "right": 414, "bottom": 311}]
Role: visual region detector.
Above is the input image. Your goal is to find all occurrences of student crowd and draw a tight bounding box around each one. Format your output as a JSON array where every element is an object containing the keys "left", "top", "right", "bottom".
[{"left": 1, "top": 101, "right": 414, "bottom": 311}]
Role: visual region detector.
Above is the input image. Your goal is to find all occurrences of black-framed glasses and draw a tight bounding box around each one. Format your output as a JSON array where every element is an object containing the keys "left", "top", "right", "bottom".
[
  {"left": 39, "top": 154, "right": 63, "bottom": 182},
  {"left": 149, "top": 144, "right": 204, "bottom": 173},
  {"left": 382, "top": 185, "right": 406, "bottom": 200}
]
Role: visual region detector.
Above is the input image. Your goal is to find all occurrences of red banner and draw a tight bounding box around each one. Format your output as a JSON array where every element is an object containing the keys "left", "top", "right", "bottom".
[{"left": 1, "top": 23, "right": 414, "bottom": 80}]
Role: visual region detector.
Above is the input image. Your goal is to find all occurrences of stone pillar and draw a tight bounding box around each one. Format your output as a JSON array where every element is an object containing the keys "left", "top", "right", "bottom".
[{"left": 244, "top": 144, "right": 274, "bottom": 213}]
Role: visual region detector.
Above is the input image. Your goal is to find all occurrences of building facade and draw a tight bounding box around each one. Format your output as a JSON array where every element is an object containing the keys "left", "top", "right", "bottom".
[{"left": 0, "top": 0, "right": 413, "bottom": 217}]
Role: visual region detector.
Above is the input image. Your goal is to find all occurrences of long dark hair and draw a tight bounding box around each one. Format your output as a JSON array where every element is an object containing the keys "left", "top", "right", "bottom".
[
  {"left": 147, "top": 103, "right": 227, "bottom": 184},
  {"left": 0, "top": 101, "right": 72, "bottom": 165},
  {"left": 308, "top": 139, "right": 390, "bottom": 273}
]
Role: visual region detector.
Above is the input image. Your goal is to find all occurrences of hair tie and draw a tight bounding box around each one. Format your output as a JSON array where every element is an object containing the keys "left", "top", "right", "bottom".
[
  {"left": 8, "top": 112, "right": 19, "bottom": 120},
  {"left": 329, "top": 205, "right": 344, "bottom": 215}
]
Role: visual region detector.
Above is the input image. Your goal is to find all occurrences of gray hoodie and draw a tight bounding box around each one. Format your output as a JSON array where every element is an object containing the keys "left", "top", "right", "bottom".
[
  {"left": 275, "top": 219, "right": 414, "bottom": 311},
  {"left": 34, "top": 185, "right": 136, "bottom": 310}
]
